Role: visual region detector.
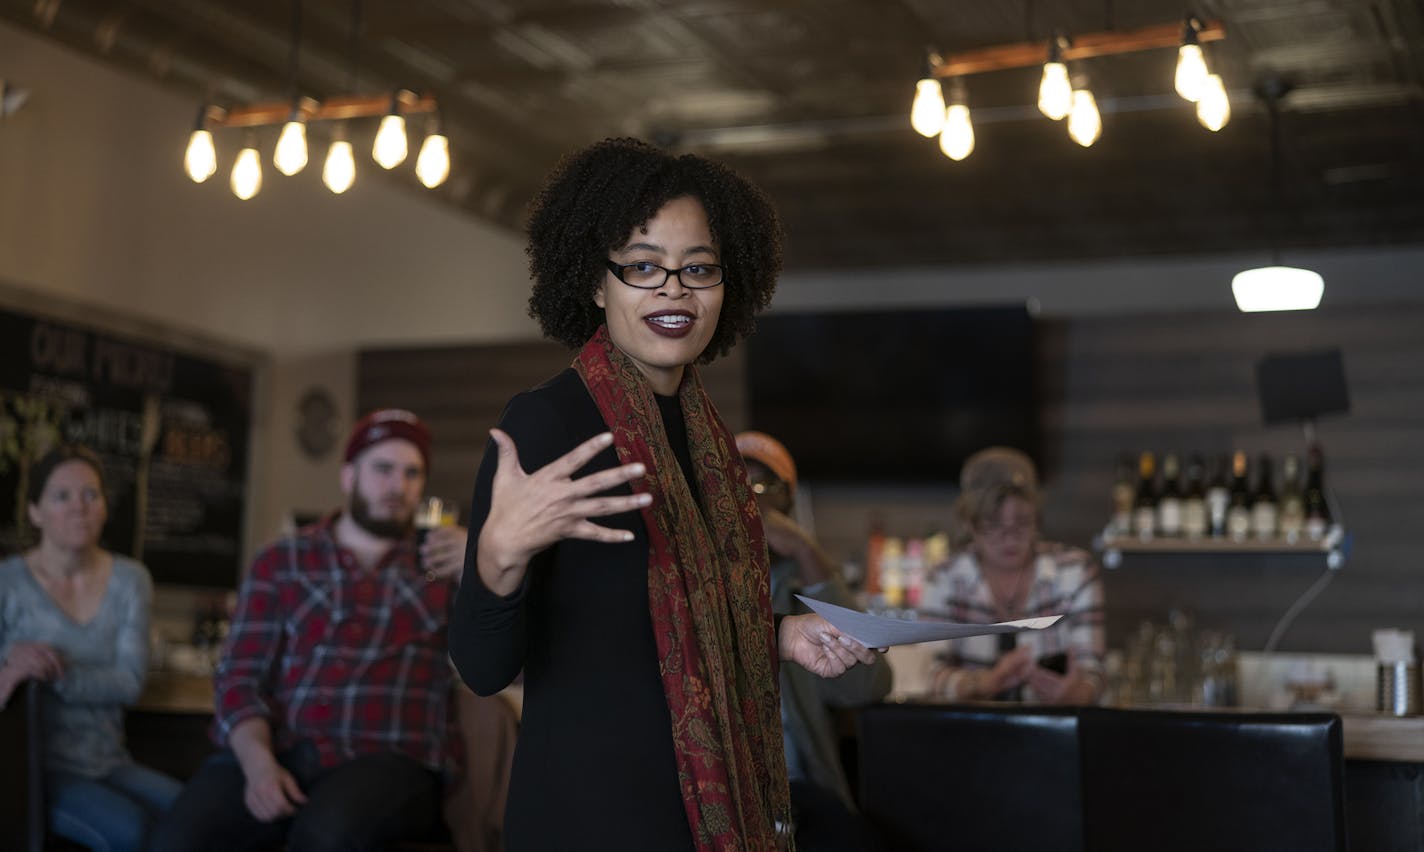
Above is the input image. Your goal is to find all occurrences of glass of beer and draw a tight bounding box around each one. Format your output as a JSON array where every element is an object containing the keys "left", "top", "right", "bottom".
[{"left": 415, "top": 497, "right": 456, "bottom": 577}]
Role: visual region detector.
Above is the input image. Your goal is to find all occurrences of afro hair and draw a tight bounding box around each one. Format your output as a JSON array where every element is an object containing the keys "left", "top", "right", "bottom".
[{"left": 525, "top": 137, "right": 783, "bottom": 363}]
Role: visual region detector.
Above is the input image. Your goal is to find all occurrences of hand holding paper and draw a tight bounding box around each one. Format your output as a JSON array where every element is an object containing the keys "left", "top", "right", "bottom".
[{"left": 794, "top": 595, "right": 1063, "bottom": 648}]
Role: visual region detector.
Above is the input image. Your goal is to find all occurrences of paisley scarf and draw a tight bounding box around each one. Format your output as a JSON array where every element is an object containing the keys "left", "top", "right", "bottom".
[{"left": 574, "top": 325, "right": 791, "bottom": 851}]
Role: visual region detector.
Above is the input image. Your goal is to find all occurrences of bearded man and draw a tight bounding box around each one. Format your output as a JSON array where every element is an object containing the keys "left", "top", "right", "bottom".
[{"left": 152, "top": 410, "right": 468, "bottom": 852}]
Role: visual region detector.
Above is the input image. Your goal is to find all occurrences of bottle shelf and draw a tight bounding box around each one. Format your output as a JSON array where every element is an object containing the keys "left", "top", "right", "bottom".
[{"left": 1097, "top": 527, "right": 1346, "bottom": 569}]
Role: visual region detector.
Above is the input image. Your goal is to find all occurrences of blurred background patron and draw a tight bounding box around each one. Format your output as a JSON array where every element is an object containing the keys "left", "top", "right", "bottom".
[
  {"left": 0, "top": 444, "right": 181, "bottom": 852},
  {"left": 737, "top": 430, "right": 892, "bottom": 852},
  {"left": 927, "top": 447, "right": 1106, "bottom": 704}
]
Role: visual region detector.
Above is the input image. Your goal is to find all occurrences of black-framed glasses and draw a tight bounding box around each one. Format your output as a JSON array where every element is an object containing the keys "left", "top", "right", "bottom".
[
  {"left": 975, "top": 518, "right": 1037, "bottom": 540},
  {"left": 605, "top": 260, "right": 724, "bottom": 290}
]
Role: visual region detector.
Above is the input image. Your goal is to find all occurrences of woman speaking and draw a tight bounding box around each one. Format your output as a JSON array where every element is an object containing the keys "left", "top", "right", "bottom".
[{"left": 450, "top": 138, "right": 877, "bottom": 851}]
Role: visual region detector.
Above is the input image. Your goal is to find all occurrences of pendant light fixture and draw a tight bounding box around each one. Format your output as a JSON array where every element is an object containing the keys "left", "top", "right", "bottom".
[
  {"left": 183, "top": 105, "right": 218, "bottom": 183},
  {"left": 1232, "top": 267, "right": 1323, "bottom": 311},
  {"left": 177, "top": 0, "right": 455, "bottom": 197},
  {"left": 1037, "top": 35, "right": 1072, "bottom": 120},
  {"left": 274, "top": 105, "right": 309, "bottom": 176},
  {"left": 906, "top": 18, "right": 1226, "bottom": 160},
  {"left": 415, "top": 114, "right": 451, "bottom": 188},
  {"left": 323, "top": 125, "right": 356, "bottom": 193},
  {"left": 1232, "top": 78, "right": 1324, "bottom": 312},
  {"left": 323, "top": 0, "right": 361, "bottom": 194},
  {"left": 231, "top": 135, "right": 263, "bottom": 200},
  {"left": 1066, "top": 76, "right": 1101, "bottom": 147},
  {"left": 273, "top": 0, "right": 309, "bottom": 176},
  {"left": 939, "top": 103, "right": 975, "bottom": 160},
  {"left": 372, "top": 91, "right": 409, "bottom": 169},
  {"left": 938, "top": 79, "right": 975, "bottom": 161},
  {"left": 910, "top": 50, "right": 946, "bottom": 138},
  {"left": 1175, "top": 16, "right": 1209, "bottom": 102},
  {"left": 1196, "top": 73, "right": 1231, "bottom": 131}
]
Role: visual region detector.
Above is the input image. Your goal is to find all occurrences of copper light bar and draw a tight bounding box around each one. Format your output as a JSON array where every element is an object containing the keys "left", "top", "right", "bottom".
[
  {"left": 934, "top": 20, "right": 1226, "bottom": 78},
  {"left": 203, "top": 91, "right": 438, "bottom": 129}
]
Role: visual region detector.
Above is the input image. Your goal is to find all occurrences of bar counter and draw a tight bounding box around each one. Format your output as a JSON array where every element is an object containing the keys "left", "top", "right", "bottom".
[
  {"left": 138, "top": 668, "right": 1423, "bottom": 762},
  {"left": 1339, "top": 712, "right": 1424, "bottom": 762}
]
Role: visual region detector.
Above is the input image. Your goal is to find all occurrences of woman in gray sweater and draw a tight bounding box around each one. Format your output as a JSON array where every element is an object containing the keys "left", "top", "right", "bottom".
[{"left": 0, "top": 444, "right": 180, "bottom": 852}]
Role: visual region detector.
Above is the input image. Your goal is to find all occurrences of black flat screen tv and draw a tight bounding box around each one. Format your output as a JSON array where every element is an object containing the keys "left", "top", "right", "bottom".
[{"left": 745, "top": 305, "right": 1039, "bottom": 483}]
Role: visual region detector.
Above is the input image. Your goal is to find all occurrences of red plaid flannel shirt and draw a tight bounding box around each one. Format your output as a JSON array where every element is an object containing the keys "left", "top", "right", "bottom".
[{"left": 212, "top": 515, "right": 460, "bottom": 772}]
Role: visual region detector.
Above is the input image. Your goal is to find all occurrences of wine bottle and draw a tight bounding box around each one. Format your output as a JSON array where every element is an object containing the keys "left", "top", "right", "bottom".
[
  {"left": 1251, "top": 453, "right": 1279, "bottom": 541},
  {"left": 1133, "top": 452, "right": 1158, "bottom": 541},
  {"left": 1157, "top": 453, "right": 1184, "bottom": 537},
  {"left": 1226, "top": 451, "right": 1252, "bottom": 541},
  {"left": 1182, "top": 455, "right": 1209, "bottom": 539},
  {"left": 1206, "top": 454, "right": 1231, "bottom": 539},
  {"left": 1304, "top": 445, "right": 1332, "bottom": 541},
  {"left": 1278, "top": 454, "right": 1306, "bottom": 543}
]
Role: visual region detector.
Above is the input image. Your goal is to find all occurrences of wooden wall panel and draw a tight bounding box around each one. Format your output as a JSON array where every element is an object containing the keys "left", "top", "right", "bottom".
[
  {"left": 358, "top": 302, "right": 1423, "bottom": 655},
  {"left": 1038, "top": 304, "right": 1424, "bottom": 654},
  {"left": 357, "top": 343, "right": 746, "bottom": 523}
]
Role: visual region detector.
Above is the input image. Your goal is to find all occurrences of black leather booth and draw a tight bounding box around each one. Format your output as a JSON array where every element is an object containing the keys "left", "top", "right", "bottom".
[
  {"left": 858, "top": 703, "right": 1347, "bottom": 852},
  {"left": 1079, "top": 708, "right": 1346, "bottom": 852},
  {"left": 858, "top": 703, "right": 1083, "bottom": 852}
]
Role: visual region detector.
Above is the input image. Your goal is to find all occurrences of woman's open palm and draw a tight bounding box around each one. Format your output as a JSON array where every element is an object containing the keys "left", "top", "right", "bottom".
[{"left": 477, "top": 429, "right": 651, "bottom": 593}]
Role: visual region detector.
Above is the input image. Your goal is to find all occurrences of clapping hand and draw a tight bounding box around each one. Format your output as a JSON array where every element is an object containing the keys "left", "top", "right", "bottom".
[{"left": 779, "top": 613, "right": 880, "bottom": 678}]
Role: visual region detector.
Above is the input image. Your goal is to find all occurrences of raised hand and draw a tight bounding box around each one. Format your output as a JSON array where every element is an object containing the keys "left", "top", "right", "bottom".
[
  {"left": 778, "top": 613, "right": 879, "bottom": 678},
  {"left": 477, "top": 429, "right": 652, "bottom": 596}
]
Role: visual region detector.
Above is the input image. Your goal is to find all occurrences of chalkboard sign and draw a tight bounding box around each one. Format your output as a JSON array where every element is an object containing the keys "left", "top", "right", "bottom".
[{"left": 0, "top": 307, "right": 252, "bottom": 588}]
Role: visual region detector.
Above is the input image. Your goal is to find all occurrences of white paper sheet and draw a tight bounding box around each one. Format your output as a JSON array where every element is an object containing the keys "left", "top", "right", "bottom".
[{"left": 795, "top": 595, "right": 1063, "bottom": 648}]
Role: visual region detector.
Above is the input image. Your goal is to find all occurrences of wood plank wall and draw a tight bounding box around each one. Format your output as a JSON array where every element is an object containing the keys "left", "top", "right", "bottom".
[
  {"left": 356, "top": 344, "right": 746, "bottom": 529},
  {"left": 358, "top": 302, "right": 1424, "bottom": 654},
  {"left": 1038, "top": 304, "right": 1424, "bottom": 654}
]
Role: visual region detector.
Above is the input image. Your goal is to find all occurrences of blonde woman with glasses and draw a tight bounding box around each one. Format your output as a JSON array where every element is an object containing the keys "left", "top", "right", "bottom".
[{"left": 927, "top": 447, "right": 1106, "bottom": 704}]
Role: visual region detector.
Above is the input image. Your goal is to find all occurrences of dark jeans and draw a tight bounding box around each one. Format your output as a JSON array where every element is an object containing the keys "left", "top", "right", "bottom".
[
  {"left": 47, "top": 762, "right": 183, "bottom": 852},
  {"left": 149, "top": 742, "right": 442, "bottom": 852},
  {"left": 790, "top": 779, "right": 885, "bottom": 852}
]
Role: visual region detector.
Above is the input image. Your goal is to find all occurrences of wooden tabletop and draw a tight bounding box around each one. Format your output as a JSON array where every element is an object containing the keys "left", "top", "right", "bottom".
[
  {"left": 1109, "top": 703, "right": 1424, "bottom": 763},
  {"left": 136, "top": 670, "right": 214, "bottom": 714},
  {"left": 1339, "top": 713, "right": 1424, "bottom": 763}
]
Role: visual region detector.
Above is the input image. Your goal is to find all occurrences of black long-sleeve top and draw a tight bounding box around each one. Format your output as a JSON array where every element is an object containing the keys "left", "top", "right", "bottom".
[{"left": 449, "top": 368, "right": 697, "bottom": 851}]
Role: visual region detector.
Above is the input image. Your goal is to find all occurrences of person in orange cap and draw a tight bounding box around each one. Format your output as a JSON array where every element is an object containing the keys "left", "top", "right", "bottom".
[{"left": 736, "top": 430, "right": 891, "bottom": 852}]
